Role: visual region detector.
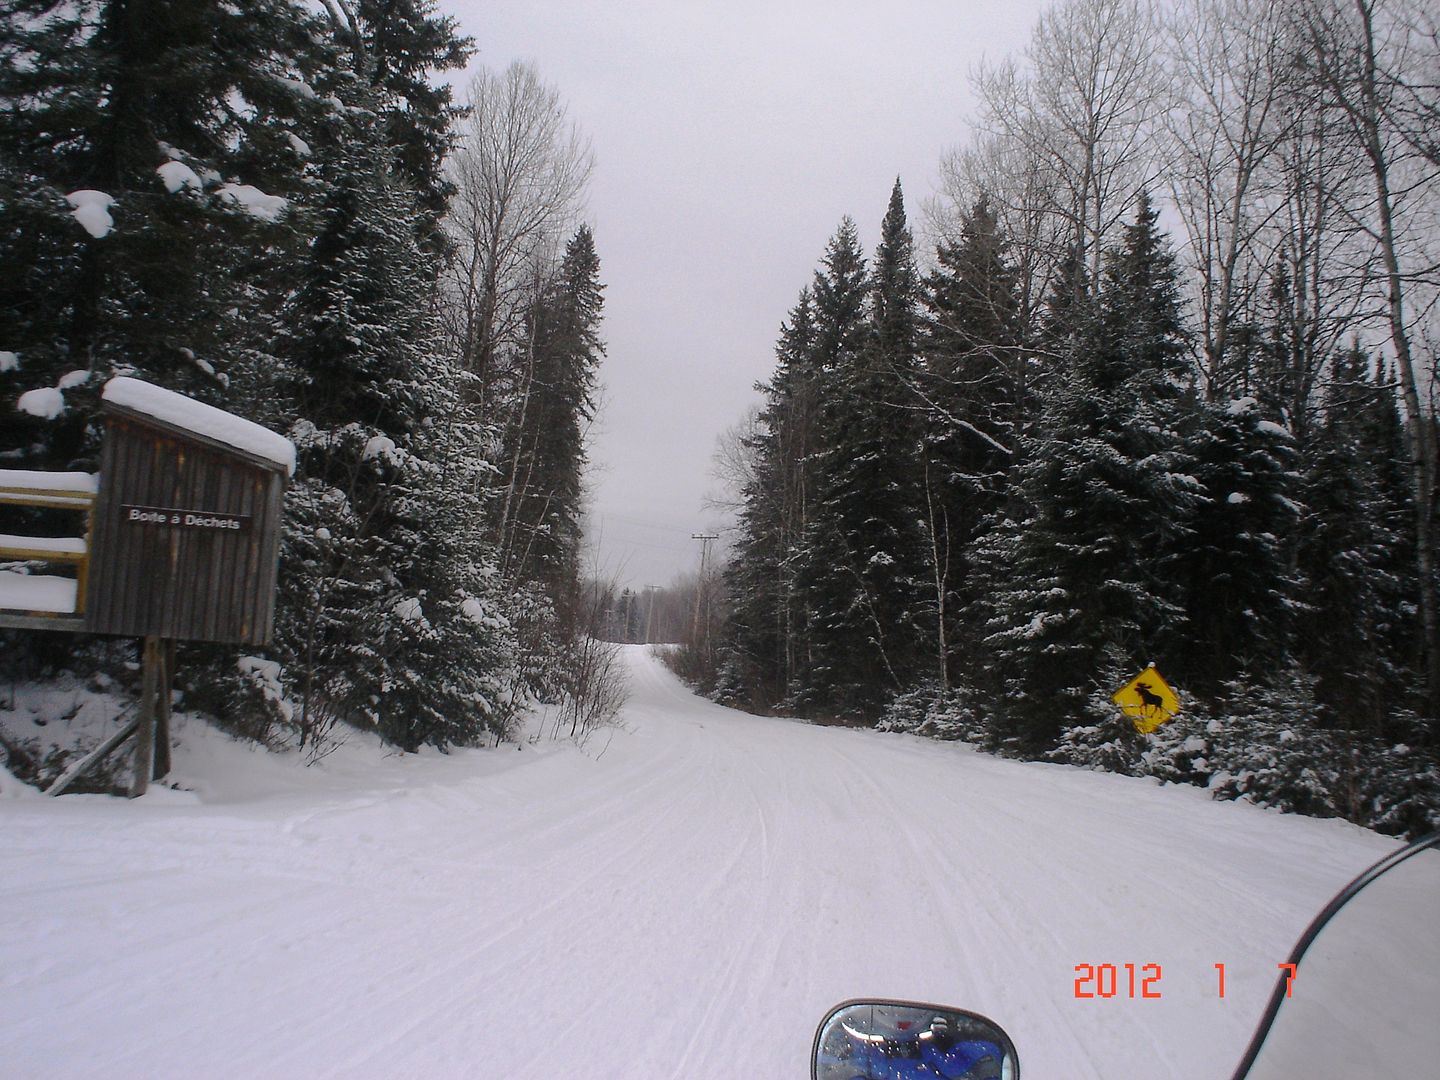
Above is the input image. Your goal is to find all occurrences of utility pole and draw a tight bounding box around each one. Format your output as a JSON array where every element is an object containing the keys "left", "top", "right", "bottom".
[
  {"left": 690, "top": 533, "right": 718, "bottom": 652},
  {"left": 642, "top": 584, "right": 660, "bottom": 644}
]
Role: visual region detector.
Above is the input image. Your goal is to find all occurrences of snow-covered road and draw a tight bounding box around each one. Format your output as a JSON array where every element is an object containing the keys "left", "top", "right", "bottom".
[{"left": 0, "top": 646, "right": 1404, "bottom": 1077}]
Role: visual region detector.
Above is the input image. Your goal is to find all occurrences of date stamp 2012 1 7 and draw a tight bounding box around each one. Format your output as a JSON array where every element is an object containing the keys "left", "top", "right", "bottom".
[{"left": 1072, "top": 963, "right": 1298, "bottom": 1000}]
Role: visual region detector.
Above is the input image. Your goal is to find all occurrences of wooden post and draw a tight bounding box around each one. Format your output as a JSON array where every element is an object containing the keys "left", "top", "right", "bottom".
[
  {"left": 152, "top": 638, "right": 174, "bottom": 779},
  {"left": 46, "top": 715, "right": 140, "bottom": 797},
  {"left": 129, "top": 635, "right": 161, "bottom": 798}
]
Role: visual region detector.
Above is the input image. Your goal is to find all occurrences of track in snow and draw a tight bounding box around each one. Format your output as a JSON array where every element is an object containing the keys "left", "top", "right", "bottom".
[{"left": 0, "top": 646, "right": 1401, "bottom": 1078}]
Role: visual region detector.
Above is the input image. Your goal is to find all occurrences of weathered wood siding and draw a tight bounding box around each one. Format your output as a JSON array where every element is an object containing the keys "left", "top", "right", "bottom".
[{"left": 85, "top": 413, "right": 285, "bottom": 645}]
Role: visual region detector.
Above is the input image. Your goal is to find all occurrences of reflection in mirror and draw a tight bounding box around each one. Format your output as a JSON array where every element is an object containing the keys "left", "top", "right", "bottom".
[
  {"left": 813, "top": 1000, "right": 1019, "bottom": 1080},
  {"left": 1242, "top": 845, "right": 1440, "bottom": 1079}
]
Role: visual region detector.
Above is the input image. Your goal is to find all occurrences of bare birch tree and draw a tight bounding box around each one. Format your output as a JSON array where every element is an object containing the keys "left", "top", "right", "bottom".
[
  {"left": 444, "top": 61, "right": 593, "bottom": 414},
  {"left": 1163, "top": 0, "right": 1295, "bottom": 398},
  {"left": 1297, "top": 0, "right": 1440, "bottom": 712},
  {"left": 932, "top": 132, "right": 1070, "bottom": 347},
  {"left": 973, "top": 0, "right": 1167, "bottom": 294}
]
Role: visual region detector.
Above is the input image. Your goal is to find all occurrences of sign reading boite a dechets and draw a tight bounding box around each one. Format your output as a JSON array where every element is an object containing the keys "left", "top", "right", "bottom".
[{"left": 122, "top": 504, "right": 253, "bottom": 533}]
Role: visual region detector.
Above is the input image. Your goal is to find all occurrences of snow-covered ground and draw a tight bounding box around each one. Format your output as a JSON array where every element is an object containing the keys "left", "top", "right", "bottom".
[{"left": 0, "top": 646, "right": 1412, "bottom": 1078}]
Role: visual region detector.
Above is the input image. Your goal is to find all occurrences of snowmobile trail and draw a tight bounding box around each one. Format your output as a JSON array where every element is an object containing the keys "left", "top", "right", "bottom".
[{"left": 0, "top": 645, "right": 1402, "bottom": 1078}]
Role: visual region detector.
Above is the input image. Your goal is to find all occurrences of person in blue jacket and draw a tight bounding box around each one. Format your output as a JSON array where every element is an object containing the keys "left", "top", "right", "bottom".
[{"left": 917, "top": 1015, "right": 1003, "bottom": 1078}]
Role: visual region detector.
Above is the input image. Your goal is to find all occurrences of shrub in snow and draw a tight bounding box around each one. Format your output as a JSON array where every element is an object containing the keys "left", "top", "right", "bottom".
[
  {"left": 1048, "top": 681, "right": 1151, "bottom": 775},
  {"left": 1185, "top": 670, "right": 1348, "bottom": 819},
  {"left": 1358, "top": 736, "right": 1440, "bottom": 837},
  {"left": 878, "top": 681, "right": 988, "bottom": 743}
]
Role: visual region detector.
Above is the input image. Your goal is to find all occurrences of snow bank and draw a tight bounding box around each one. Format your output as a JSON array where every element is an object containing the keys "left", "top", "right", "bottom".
[
  {"left": 102, "top": 376, "right": 296, "bottom": 475},
  {"left": 0, "top": 351, "right": 18, "bottom": 373},
  {"left": 65, "top": 190, "right": 115, "bottom": 238}
]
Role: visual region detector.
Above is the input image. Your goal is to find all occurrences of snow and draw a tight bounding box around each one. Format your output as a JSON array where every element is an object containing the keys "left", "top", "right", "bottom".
[
  {"left": 392, "top": 596, "right": 426, "bottom": 625},
  {"left": 216, "top": 182, "right": 287, "bottom": 222},
  {"left": 0, "top": 469, "right": 99, "bottom": 494},
  {"left": 0, "top": 648, "right": 1415, "bottom": 1078},
  {"left": 65, "top": 189, "right": 115, "bottom": 238},
  {"left": 1257, "top": 420, "right": 1291, "bottom": 439},
  {"left": 56, "top": 369, "right": 89, "bottom": 390},
  {"left": 16, "top": 386, "right": 64, "bottom": 418},
  {"left": 156, "top": 160, "right": 204, "bottom": 193},
  {"left": 238, "top": 656, "right": 293, "bottom": 723},
  {"left": 0, "top": 351, "right": 18, "bottom": 372},
  {"left": 285, "top": 132, "right": 312, "bottom": 157},
  {"left": 0, "top": 570, "right": 77, "bottom": 612},
  {"left": 362, "top": 434, "right": 405, "bottom": 467},
  {"left": 0, "top": 533, "right": 86, "bottom": 554},
  {"left": 273, "top": 74, "right": 318, "bottom": 100},
  {"left": 102, "top": 376, "right": 296, "bottom": 475}
]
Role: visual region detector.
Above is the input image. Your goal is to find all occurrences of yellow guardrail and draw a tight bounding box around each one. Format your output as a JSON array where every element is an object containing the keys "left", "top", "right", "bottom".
[{"left": 0, "top": 470, "right": 97, "bottom": 615}]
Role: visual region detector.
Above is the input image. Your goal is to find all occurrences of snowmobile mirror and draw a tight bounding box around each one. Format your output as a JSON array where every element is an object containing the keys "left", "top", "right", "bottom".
[{"left": 812, "top": 999, "right": 1019, "bottom": 1079}]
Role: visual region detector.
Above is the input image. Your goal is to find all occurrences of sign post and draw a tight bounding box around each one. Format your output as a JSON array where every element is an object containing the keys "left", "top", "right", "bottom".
[{"left": 2, "top": 376, "right": 293, "bottom": 797}]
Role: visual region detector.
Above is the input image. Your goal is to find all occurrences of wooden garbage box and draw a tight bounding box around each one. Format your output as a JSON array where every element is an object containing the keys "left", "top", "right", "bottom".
[{"left": 83, "top": 377, "right": 294, "bottom": 646}]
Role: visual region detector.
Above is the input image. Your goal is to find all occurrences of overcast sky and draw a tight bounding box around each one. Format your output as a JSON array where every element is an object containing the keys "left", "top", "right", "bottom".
[{"left": 447, "top": 1, "right": 1047, "bottom": 588}]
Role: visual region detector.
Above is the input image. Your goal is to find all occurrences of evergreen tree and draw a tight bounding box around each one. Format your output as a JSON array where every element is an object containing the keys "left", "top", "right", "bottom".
[
  {"left": 498, "top": 225, "right": 605, "bottom": 600},
  {"left": 978, "top": 193, "right": 1199, "bottom": 751},
  {"left": 796, "top": 190, "right": 929, "bottom": 720},
  {"left": 0, "top": 0, "right": 328, "bottom": 470},
  {"left": 1297, "top": 347, "right": 1418, "bottom": 736},
  {"left": 721, "top": 289, "right": 819, "bottom": 708},
  {"left": 347, "top": 0, "right": 474, "bottom": 253},
  {"left": 274, "top": 96, "right": 518, "bottom": 752},
  {"left": 1171, "top": 396, "right": 1300, "bottom": 695},
  {"left": 919, "top": 195, "right": 1024, "bottom": 687}
]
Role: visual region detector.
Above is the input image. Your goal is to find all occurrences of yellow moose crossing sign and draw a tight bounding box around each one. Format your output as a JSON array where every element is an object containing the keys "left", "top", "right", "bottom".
[{"left": 1112, "top": 665, "right": 1180, "bottom": 733}]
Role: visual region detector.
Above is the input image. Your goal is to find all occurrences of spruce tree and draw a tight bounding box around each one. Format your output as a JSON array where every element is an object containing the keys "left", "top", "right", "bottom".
[
  {"left": 1171, "top": 395, "right": 1300, "bottom": 696},
  {"left": 721, "top": 289, "right": 819, "bottom": 708},
  {"left": 1297, "top": 347, "right": 1417, "bottom": 737},
  {"left": 269, "top": 78, "right": 517, "bottom": 752},
  {"left": 920, "top": 195, "right": 1024, "bottom": 687},
  {"left": 978, "top": 193, "right": 1199, "bottom": 752},
  {"left": 348, "top": 0, "right": 474, "bottom": 254},
  {"left": 0, "top": 0, "right": 328, "bottom": 470},
  {"left": 498, "top": 225, "right": 605, "bottom": 601},
  {"left": 797, "top": 190, "right": 929, "bottom": 720}
]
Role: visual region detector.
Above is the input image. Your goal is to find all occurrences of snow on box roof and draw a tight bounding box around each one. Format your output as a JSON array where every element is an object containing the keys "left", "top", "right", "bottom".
[{"left": 102, "top": 377, "right": 295, "bottom": 476}]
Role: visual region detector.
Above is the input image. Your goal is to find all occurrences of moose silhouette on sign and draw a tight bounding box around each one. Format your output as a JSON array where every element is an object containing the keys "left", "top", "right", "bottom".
[{"left": 1134, "top": 679, "right": 1167, "bottom": 715}]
